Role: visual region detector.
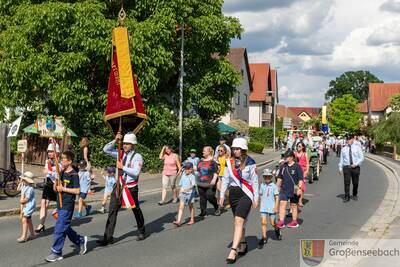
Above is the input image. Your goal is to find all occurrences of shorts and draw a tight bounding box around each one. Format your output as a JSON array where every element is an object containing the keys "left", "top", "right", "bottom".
[
  {"left": 23, "top": 215, "right": 32, "bottom": 219},
  {"left": 162, "top": 175, "right": 177, "bottom": 189},
  {"left": 260, "top": 212, "right": 277, "bottom": 221},
  {"left": 229, "top": 186, "right": 252, "bottom": 219},
  {"left": 104, "top": 186, "right": 113, "bottom": 194},
  {"left": 180, "top": 192, "right": 195, "bottom": 205},
  {"left": 42, "top": 179, "right": 57, "bottom": 201},
  {"left": 79, "top": 192, "right": 88, "bottom": 199},
  {"left": 279, "top": 191, "right": 300, "bottom": 204}
]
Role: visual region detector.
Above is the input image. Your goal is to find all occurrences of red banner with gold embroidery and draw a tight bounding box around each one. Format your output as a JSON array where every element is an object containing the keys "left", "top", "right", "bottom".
[{"left": 104, "top": 27, "right": 147, "bottom": 135}]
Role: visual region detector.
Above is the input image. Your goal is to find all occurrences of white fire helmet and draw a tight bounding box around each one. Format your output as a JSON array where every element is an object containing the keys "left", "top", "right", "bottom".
[
  {"left": 123, "top": 132, "right": 138, "bottom": 145},
  {"left": 47, "top": 143, "right": 60, "bottom": 153},
  {"left": 231, "top": 137, "right": 248, "bottom": 150}
]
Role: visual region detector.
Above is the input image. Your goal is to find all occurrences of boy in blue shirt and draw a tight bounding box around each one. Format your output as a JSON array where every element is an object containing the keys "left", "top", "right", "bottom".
[
  {"left": 45, "top": 151, "right": 87, "bottom": 262},
  {"left": 173, "top": 162, "right": 196, "bottom": 226},
  {"left": 75, "top": 160, "right": 92, "bottom": 218},
  {"left": 258, "top": 169, "right": 281, "bottom": 248}
]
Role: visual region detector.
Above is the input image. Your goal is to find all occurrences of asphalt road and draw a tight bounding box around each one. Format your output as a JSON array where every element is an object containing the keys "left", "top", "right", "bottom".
[{"left": 0, "top": 154, "right": 388, "bottom": 267}]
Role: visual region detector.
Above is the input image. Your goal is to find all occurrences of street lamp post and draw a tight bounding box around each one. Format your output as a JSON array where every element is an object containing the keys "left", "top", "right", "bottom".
[
  {"left": 267, "top": 90, "right": 277, "bottom": 151},
  {"left": 178, "top": 23, "right": 185, "bottom": 159}
]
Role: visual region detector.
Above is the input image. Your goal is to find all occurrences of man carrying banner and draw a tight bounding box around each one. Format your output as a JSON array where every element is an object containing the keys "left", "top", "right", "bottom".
[{"left": 97, "top": 131, "right": 146, "bottom": 246}]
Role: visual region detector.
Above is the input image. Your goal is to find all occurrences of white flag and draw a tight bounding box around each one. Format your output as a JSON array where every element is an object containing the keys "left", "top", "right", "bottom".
[{"left": 7, "top": 116, "right": 23, "bottom": 137}]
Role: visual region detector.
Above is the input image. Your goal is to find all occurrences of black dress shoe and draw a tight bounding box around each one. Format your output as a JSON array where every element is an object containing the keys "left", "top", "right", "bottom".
[
  {"left": 343, "top": 196, "right": 350, "bottom": 203},
  {"left": 97, "top": 237, "right": 114, "bottom": 246}
]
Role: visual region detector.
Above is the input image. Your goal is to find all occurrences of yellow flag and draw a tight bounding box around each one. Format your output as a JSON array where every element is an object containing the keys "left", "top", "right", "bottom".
[
  {"left": 112, "top": 27, "right": 135, "bottom": 99},
  {"left": 322, "top": 106, "right": 327, "bottom": 124}
]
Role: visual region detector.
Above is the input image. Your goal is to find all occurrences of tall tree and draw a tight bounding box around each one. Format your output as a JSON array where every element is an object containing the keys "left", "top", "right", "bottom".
[
  {"left": 390, "top": 93, "right": 400, "bottom": 112},
  {"left": 328, "top": 94, "right": 363, "bottom": 134},
  {"left": 0, "top": 0, "right": 242, "bottom": 166},
  {"left": 325, "top": 71, "right": 383, "bottom": 102}
]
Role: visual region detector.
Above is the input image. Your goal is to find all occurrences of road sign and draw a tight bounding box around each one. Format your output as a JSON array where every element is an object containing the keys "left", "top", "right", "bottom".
[
  {"left": 283, "top": 117, "right": 292, "bottom": 129},
  {"left": 17, "top": 140, "right": 27, "bottom": 153}
]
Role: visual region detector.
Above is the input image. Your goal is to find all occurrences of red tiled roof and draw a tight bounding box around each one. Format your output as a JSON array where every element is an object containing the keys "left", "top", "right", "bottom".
[
  {"left": 288, "top": 107, "right": 321, "bottom": 118},
  {"left": 359, "top": 83, "right": 400, "bottom": 113},
  {"left": 277, "top": 104, "right": 302, "bottom": 126},
  {"left": 249, "top": 63, "right": 270, "bottom": 102},
  {"left": 270, "top": 69, "right": 277, "bottom": 92}
]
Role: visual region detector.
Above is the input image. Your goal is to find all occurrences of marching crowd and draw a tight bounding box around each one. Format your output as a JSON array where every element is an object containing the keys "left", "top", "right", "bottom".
[{"left": 14, "top": 130, "right": 365, "bottom": 264}]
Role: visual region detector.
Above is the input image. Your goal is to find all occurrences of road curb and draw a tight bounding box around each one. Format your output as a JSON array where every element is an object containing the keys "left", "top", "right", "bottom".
[
  {"left": 323, "top": 155, "right": 400, "bottom": 266},
  {"left": 0, "top": 158, "right": 278, "bottom": 218}
]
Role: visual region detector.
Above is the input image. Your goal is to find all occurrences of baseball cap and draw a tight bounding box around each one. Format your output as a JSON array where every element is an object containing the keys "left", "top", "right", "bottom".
[
  {"left": 184, "top": 161, "right": 193, "bottom": 169},
  {"left": 284, "top": 150, "right": 295, "bottom": 159},
  {"left": 189, "top": 148, "right": 197, "bottom": 153},
  {"left": 262, "top": 169, "right": 273, "bottom": 177}
]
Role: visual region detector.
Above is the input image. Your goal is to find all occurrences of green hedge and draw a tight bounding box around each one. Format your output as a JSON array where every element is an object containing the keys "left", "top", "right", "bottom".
[
  {"left": 249, "top": 127, "right": 273, "bottom": 147},
  {"left": 82, "top": 117, "right": 219, "bottom": 173},
  {"left": 248, "top": 142, "right": 264, "bottom": 153}
]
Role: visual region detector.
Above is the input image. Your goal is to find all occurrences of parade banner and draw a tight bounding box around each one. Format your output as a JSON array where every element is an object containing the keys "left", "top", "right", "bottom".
[
  {"left": 36, "top": 116, "right": 66, "bottom": 138},
  {"left": 104, "top": 27, "right": 147, "bottom": 135}
]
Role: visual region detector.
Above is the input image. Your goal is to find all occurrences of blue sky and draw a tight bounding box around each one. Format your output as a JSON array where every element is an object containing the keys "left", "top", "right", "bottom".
[{"left": 223, "top": 0, "right": 400, "bottom": 107}]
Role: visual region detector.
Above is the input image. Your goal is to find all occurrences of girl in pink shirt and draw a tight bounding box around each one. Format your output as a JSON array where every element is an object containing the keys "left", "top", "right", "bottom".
[
  {"left": 295, "top": 142, "right": 309, "bottom": 207},
  {"left": 159, "top": 145, "right": 181, "bottom": 205}
]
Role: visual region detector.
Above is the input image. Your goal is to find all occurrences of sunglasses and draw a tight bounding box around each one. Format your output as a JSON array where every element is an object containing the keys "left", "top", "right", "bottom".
[{"left": 218, "top": 150, "right": 225, "bottom": 152}]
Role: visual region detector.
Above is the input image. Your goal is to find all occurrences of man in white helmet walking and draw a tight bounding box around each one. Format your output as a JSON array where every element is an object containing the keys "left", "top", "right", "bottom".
[{"left": 97, "top": 132, "right": 146, "bottom": 246}]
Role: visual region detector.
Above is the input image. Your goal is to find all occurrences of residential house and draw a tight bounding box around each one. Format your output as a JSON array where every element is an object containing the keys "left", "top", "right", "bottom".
[
  {"left": 358, "top": 83, "right": 400, "bottom": 123},
  {"left": 248, "top": 63, "right": 279, "bottom": 127},
  {"left": 221, "top": 48, "right": 252, "bottom": 124},
  {"left": 277, "top": 105, "right": 320, "bottom": 128}
]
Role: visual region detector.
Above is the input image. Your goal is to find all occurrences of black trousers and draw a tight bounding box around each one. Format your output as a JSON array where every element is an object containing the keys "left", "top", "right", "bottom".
[
  {"left": 104, "top": 186, "right": 145, "bottom": 240},
  {"left": 336, "top": 145, "right": 342, "bottom": 157},
  {"left": 198, "top": 186, "right": 218, "bottom": 213},
  {"left": 343, "top": 166, "right": 360, "bottom": 197}
]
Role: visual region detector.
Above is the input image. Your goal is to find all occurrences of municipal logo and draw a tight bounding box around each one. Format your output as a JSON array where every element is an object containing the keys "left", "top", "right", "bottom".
[{"left": 301, "top": 240, "right": 325, "bottom": 266}]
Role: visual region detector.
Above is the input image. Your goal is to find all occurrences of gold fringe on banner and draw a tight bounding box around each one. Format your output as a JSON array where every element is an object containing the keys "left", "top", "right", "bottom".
[{"left": 112, "top": 27, "right": 135, "bottom": 99}]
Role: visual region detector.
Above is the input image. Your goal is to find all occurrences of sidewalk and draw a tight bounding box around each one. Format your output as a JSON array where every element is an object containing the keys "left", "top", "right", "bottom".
[{"left": 0, "top": 148, "right": 281, "bottom": 217}]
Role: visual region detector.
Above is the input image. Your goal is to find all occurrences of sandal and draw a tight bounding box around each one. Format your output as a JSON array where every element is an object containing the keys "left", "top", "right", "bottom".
[
  {"left": 187, "top": 219, "right": 195, "bottom": 225},
  {"left": 172, "top": 220, "right": 181, "bottom": 227},
  {"left": 17, "top": 237, "right": 27, "bottom": 243},
  {"left": 226, "top": 248, "right": 237, "bottom": 264}
]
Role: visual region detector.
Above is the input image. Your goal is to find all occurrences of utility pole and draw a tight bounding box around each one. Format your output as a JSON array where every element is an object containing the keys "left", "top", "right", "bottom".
[{"left": 178, "top": 23, "right": 185, "bottom": 159}]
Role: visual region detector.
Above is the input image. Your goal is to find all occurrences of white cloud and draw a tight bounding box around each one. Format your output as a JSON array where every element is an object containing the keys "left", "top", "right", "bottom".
[{"left": 225, "top": 0, "right": 400, "bottom": 107}]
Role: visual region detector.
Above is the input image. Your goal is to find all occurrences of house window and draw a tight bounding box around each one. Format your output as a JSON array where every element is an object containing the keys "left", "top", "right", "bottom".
[
  {"left": 236, "top": 91, "right": 240, "bottom": 105},
  {"left": 243, "top": 94, "right": 248, "bottom": 108}
]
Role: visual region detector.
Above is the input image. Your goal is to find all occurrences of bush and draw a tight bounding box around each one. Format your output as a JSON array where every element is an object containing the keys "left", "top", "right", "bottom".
[
  {"left": 249, "top": 127, "right": 273, "bottom": 147},
  {"left": 248, "top": 142, "right": 264, "bottom": 153},
  {"left": 85, "top": 116, "right": 220, "bottom": 173}
]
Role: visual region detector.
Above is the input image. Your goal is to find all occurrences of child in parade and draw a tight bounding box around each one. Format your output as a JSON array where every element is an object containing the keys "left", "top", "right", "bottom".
[
  {"left": 45, "top": 151, "right": 87, "bottom": 262},
  {"left": 186, "top": 148, "right": 200, "bottom": 176},
  {"left": 98, "top": 167, "right": 116, "bottom": 214},
  {"left": 173, "top": 162, "right": 196, "bottom": 226},
  {"left": 17, "top": 172, "right": 36, "bottom": 243},
  {"left": 258, "top": 169, "right": 281, "bottom": 248},
  {"left": 74, "top": 160, "right": 92, "bottom": 218},
  {"left": 276, "top": 150, "right": 303, "bottom": 229}
]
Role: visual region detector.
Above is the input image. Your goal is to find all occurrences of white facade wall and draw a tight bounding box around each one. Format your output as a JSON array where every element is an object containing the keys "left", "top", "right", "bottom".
[{"left": 249, "top": 102, "right": 262, "bottom": 127}]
